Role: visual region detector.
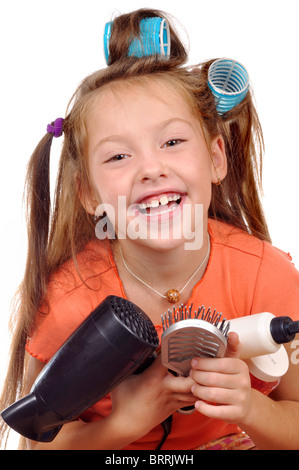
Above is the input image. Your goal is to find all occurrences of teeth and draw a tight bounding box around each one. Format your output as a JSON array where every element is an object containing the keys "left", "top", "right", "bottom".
[
  {"left": 159, "top": 196, "right": 169, "bottom": 206},
  {"left": 138, "top": 194, "right": 181, "bottom": 210},
  {"left": 150, "top": 200, "right": 159, "bottom": 208}
]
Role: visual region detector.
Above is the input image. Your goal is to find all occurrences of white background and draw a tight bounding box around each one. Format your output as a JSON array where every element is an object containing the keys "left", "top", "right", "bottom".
[{"left": 1, "top": 0, "right": 298, "bottom": 449}]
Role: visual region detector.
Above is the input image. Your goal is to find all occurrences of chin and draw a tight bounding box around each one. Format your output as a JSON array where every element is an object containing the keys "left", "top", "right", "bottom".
[{"left": 129, "top": 234, "right": 196, "bottom": 253}]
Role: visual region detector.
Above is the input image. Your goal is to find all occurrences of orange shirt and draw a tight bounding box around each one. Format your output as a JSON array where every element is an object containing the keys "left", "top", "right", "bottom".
[{"left": 26, "top": 219, "right": 299, "bottom": 449}]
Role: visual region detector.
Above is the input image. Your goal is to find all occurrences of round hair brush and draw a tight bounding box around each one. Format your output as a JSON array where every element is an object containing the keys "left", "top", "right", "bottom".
[{"left": 1, "top": 296, "right": 159, "bottom": 442}]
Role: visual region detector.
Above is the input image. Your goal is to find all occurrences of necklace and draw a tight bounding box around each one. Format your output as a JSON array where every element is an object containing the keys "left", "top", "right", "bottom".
[{"left": 119, "top": 235, "right": 211, "bottom": 304}]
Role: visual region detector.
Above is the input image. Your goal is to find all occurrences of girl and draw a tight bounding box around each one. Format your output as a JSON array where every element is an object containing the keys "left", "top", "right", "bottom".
[{"left": 1, "top": 8, "right": 299, "bottom": 450}]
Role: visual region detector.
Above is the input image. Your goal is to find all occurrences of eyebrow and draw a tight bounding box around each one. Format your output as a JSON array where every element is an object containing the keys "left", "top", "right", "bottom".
[
  {"left": 93, "top": 118, "right": 194, "bottom": 151},
  {"left": 160, "top": 117, "right": 194, "bottom": 132}
]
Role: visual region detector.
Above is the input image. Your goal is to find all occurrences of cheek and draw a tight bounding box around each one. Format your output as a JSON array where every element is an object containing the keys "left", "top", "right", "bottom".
[
  {"left": 182, "top": 141, "right": 213, "bottom": 175},
  {"left": 184, "top": 157, "right": 213, "bottom": 193},
  {"left": 92, "top": 176, "right": 130, "bottom": 228},
  {"left": 89, "top": 166, "right": 116, "bottom": 203},
  {"left": 185, "top": 164, "right": 214, "bottom": 217}
]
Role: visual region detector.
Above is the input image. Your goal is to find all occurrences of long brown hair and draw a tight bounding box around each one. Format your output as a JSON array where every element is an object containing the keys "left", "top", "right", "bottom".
[{"left": 0, "top": 8, "right": 270, "bottom": 447}]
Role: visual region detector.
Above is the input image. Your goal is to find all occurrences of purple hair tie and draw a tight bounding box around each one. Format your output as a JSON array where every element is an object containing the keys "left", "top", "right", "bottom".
[{"left": 47, "top": 117, "right": 64, "bottom": 138}]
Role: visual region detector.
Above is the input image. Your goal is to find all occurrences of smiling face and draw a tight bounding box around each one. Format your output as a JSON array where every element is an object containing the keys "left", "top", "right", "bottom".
[{"left": 85, "top": 76, "right": 226, "bottom": 250}]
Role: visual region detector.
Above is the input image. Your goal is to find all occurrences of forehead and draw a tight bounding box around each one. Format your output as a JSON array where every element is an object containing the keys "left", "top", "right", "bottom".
[{"left": 86, "top": 76, "right": 197, "bottom": 130}]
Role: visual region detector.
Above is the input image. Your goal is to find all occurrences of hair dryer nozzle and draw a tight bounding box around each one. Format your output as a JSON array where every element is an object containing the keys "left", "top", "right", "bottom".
[{"left": 1, "top": 392, "right": 62, "bottom": 442}]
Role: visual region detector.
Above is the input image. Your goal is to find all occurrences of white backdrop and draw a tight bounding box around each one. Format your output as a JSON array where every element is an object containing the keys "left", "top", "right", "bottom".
[{"left": 1, "top": 0, "right": 298, "bottom": 449}]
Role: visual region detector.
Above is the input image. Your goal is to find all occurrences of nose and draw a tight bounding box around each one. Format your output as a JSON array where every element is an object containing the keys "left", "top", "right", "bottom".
[{"left": 137, "top": 150, "right": 168, "bottom": 183}]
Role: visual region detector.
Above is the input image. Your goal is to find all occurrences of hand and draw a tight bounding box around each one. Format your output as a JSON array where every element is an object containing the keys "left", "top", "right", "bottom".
[
  {"left": 189, "top": 332, "right": 252, "bottom": 424},
  {"left": 110, "top": 355, "right": 196, "bottom": 441}
]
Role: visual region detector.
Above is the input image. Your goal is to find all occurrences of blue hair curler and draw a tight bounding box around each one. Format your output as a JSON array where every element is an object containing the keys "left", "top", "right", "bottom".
[
  {"left": 208, "top": 59, "right": 250, "bottom": 114},
  {"left": 104, "top": 17, "right": 171, "bottom": 65}
]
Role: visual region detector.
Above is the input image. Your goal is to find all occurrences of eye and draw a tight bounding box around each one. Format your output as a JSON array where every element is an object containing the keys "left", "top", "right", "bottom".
[
  {"left": 107, "top": 154, "right": 130, "bottom": 162},
  {"left": 163, "top": 139, "right": 183, "bottom": 148}
]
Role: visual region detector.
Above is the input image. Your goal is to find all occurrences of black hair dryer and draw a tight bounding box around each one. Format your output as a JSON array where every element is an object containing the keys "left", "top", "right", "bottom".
[{"left": 1, "top": 296, "right": 159, "bottom": 442}]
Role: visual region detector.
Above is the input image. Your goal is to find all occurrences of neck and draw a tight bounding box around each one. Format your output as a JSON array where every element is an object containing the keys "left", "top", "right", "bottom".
[{"left": 113, "top": 232, "right": 211, "bottom": 297}]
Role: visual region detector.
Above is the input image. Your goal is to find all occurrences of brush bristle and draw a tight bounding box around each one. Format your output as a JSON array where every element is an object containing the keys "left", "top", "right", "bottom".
[{"left": 161, "top": 303, "right": 230, "bottom": 338}]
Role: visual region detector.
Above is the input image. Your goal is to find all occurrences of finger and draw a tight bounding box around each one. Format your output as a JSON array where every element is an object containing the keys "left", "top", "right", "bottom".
[
  {"left": 164, "top": 372, "right": 195, "bottom": 393},
  {"left": 193, "top": 400, "right": 231, "bottom": 420},
  {"left": 174, "top": 392, "right": 197, "bottom": 404},
  {"left": 225, "top": 332, "right": 241, "bottom": 358},
  {"left": 190, "top": 369, "right": 240, "bottom": 389},
  {"left": 190, "top": 357, "right": 241, "bottom": 374},
  {"left": 191, "top": 383, "right": 237, "bottom": 405}
]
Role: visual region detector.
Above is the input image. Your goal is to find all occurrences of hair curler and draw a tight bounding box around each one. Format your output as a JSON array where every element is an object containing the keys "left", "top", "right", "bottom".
[
  {"left": 208, "top": 59, "right": 250, "bottom": 114},
  {"left": 1, "top": 296, "right": 159, "bottom": 442},
  {"left": 103, "top": 17, "right": 171, "bottom": 65}
]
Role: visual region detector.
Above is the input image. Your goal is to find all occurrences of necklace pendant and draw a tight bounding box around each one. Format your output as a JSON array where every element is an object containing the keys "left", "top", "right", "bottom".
[{"left": 166, "top": 289, "right": 181, "bottom": 304}]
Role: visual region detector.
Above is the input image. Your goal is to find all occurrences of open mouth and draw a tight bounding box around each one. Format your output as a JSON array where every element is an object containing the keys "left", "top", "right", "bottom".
[{"left": 129, "top": 193, "right": 183, "bottom": 217}]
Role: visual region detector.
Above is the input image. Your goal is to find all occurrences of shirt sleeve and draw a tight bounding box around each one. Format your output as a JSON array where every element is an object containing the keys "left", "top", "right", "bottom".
[
  {"left": 251, "top": 241, "right": 299, "bottom": 321},
  {"left": 26, "top": 261, "right": 124, "bottom": 363},
  {"left": 25, "top": 277, "right": 104, "bottom": 363}
]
